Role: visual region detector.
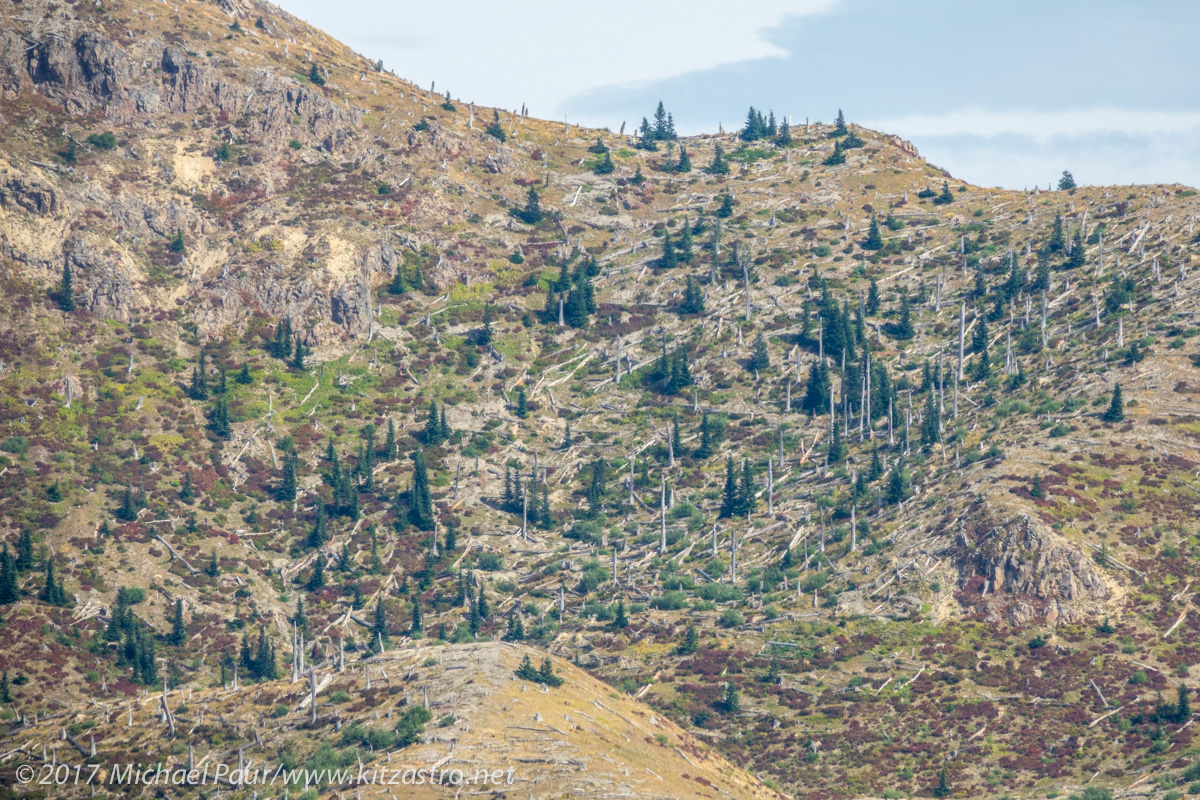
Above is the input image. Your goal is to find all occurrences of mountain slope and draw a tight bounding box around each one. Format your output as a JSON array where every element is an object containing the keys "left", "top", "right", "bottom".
[{"left": 1, "top": 0, "right": 1200, "bottom": 798}]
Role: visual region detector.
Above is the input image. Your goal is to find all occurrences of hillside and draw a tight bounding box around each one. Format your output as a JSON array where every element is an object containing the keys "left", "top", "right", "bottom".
[{"left": 1, "top": 0, "right": 1200, "bottom": 798}]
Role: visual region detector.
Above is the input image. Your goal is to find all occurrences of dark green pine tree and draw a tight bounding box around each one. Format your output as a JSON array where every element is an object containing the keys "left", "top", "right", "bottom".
[
  {"left": 612, "top": 599, "right": 629, "bottom": 629},
  {"left": 485, "top": 109, "right": 506, "bottom": 142},
  {"left": 679, "top": 275, "right": 705, "bottom": 315},
  {"left": 206, "top": 550, "right": 219, "bottom": 577},
  {"left": 658, "top": 229, "right": 677, "bottom": 269},
  {"left": 586, "top": 458, "right": 607, "bottom": 517},
  {"left": 515, "top": 385, "right": 529, "bottom": 418},
  {"left": 116, "top": 481, "right": 139, "bottom": 522},
  {"left": 0, "top": 545, "right": 19, "bottom": 604},
  {"left": 1102, "top": 383, "right": 1125, "bottom": 423},
  {"left": 1175, "top": 683, "right": 1191, "bottom": 723},
  {"left": 748, "top": 333, "right": 770, "bottom": 372},
  {"left": 189, "top": 348, "right": 209, "bottom": 400},
  {"left": 678, "top": 217, "right": 694, "bottom": 262},
  {"left": 169, "top": 598, "right": 186, "bottom": 646},
  {"left": 801, "top": 360, "right": 831, "bottom": 415},
  {"left": 934, "top": 181, "right": 955, "bottom": 205},
  {"left": 39, "top": 554, "right": 68, "bottom": 606},
  {"left": 408, "top": 449, "right": 435, "bottom": 531},
  {"left": 831, "top": 108, "right": 848, "bottom": 137},
  {"left": 179, "top": 471, "right": 195, "bottom": 502},
  {"left": 593, "top": 151, "right": 614, "bottom": 175},
  {"left": 278, "top": 451, "right": 297, "bottom": 502},
  {"left": 921, "top": 390, "right": 940, "bottom": 449},
  {"left": 385, "top": 418, "right": 397, "bottom": 459},
  {"left": 828, "top": 422, "right": 845, "bottom": 464},
  {"left": 15, "top": 529, "right": 33, "bottom": 572},
  {"left": 236, "top": 362, "right": 253, "bottom": 384},
  {"left": 707, "top": 144, "right": 730, "bottom": 176},
  {"left": 424, "top": 400, "right": 443, "bottom": 444},
  {"left": 719, "top": 458, "right": 739, "bottom": 518},
  {"left": 292, "top": 595, "right": 307, "bottom": 632},
  {"left": 886, "top": 460, "right": 908, "bottom": 505},
  {"left": 677, "top": 624, "right": 699, "bottom": 655},
  {"left": 291, "top": 335, "right": 307, "bottom": 371},
  {"left": 736, "top": 460, "right": 757, "bottom": 517},
  {"left": 676, "top": 145, "right": 692, "bottom": 173},
  {"left": 58, "top": 262, "right": 76, "bottom": 312},
  {"left": 0, "top": 670, "right": 10, "bottom": 703},
  {"left": 208, "top": 396, "right": 231, "bottom": 439},
  {"left": 695, "top": 413, "right": 713, "bottom": 460},
  {"left": 409, "top": 595, "right": 423, "bottom": 634},
  {"left": 866, "top": 279, "right": 880, "bottom": 315},
  {"left": 306, "top": 554, "right": 325, "bottom": 591},
  {"left": 894, "top": 292, "right": 915, "bottom": 340},
  {"left": 863, "top": 217, "right": 884, "bottom": 250},
  {"left": 715, "top": 192, "right": 734, "bottom": 217},
  {"left": 1047, "top": 212, "right": 1065, "bottom": 253},
  {"left": 776, "top": 118, "right": 792, "bottom": 146},
  {"left": 307, "top": 504, "right": 328, "bottom": 549},
  {"left": 518, "top": 186, "right": 544, "bottom": 224},
  {"left": 823, "top": 139, "right": 846, "bottom": 166}
]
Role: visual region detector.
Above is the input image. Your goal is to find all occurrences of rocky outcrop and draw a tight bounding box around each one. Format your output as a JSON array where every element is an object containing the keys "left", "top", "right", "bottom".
[
  {"left": 954, "top": 514, "right": 1114, "bottom": 625},
  {"left": 66, "top": 240, "right": 136, "bottom": 321},
  {"left": 0, "top": 173, "right": 59, "bottom": 215}
]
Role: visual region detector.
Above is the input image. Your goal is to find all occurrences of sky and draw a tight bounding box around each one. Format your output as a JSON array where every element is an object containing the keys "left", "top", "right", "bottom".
[{"left": 277, "top": 0, "right": 1200, "bottom": 190}]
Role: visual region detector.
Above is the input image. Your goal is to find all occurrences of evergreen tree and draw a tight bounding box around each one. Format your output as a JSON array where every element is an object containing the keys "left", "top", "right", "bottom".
[
  {"left": 408, "top": 450, "right": 435, "bottom": 531},
  {"left": 291, "top": 336, "right": 306, "bottom": 371},
  {"left": 863, "top": 218, "right": 884, "bottom": 250},
  {"left": 932, "top": 765, "right": 952, "bottom": 798},
  {"left": 58, "top": 262, "right": 76, "bottom": 312},
  {"left": 307, "top": 554, "right": 325, "bottom": 591},
  {"left": 1102, "top": 384, "right": 1125, "bottom": 423},
  {"left": 631, "top": 164, "right": 646, "bottom": 184},
  {"left": 1066, "top": 229, "right": 1086, "bottom": 269},
  {"left": 1057, "top": 170, "right": 1077, "bottom": 191},
  {"left": 169, "top": 599, "right": 186, "bottom": 646},
  {"left": 292, "top": 595, "right": 307, "bottom": 632},
  {"left": 801, "top": 360, "right": 831, "bottom": 414},
  {"left": 188, "top": 348, "right": 209, "bottom": 400},
  {"left": 736, "top": 460, "right": 757, "bottom": 517},
  {"left": 206, "top": 550, "right": 219, "bottom": 577},
  {"left": 866, "top": 279, "right": 880, "bottom": 315},
  {"left": 476, "top": 582, "right": 490, "bottom": 620},
  {"left": 278, "top": 451, "right": 297, "bottom": 502},
  {"left": 695, "top": 412, "right": 714, "bottom": 460},
  {"left": 828, "top": 422, "right": 845, "bottom": 463},
  {"left": 0, "top": 671, "right": 10, "bottom": 703},
  {"left": 503, "top": 610, "right": 525, "bottom": 641},
  {"left": 116, "top": 481, "right": 138, "bottom": 522},
  {"left": 886, "top": 461, "right": 908, "bottom": 505},
  {"left": 39, "top": 555, "right": 68, "bottom": 606},
  {"left": 894, "top": 292, "right": 915, "bottom": 340},
  {"left": 719, "top": 681, "right": 740, "bottom": 713},
  {"left": 234, "top": 361, "right": 252, "bottom": 385},
  {"left": 179, "top": 471, "right": 195, "bottom": 502},
  {"left": 612, "top": 599, "right": 629, "bottom": 629},
  {"left": 517, "top": 186, "right": 545, "bottom": 225},
  {"left": 933, "top": 181, "right": 955, "bottom": 205},
  {"left": 719, "top": 457, "right": 738, "bottom": 518},
  {"left": 484, "top": 109, "right": 506, "bottom": 142},
  {"left": 1176, "top": 683, "right": 1191, "bottom": 723},
  {"left": 675, "top": 145, "right": 692, "bottom": 173},
  {"left": 677, "top": 624, "right": 699, "bottom": 655},
  {"left": 515, "top": 385, "right": 529, "bottom": 418},
  {"left": 593, "top": 151, "right": 614, "bottom": 175},
  {"left": 680, "top": 275, "right": 705, "bottom": 315},
  {"left": 208, "top": 397, "right": 231, "bottom": 439},
  {"left": 678, "top": 217, "right": 694, "bottom": 262},
  {"left": 586, "top": 458, "right": 607, "bottom": 517},
  {"left": 0, "top": 546, "right": 18, "bottom": 604},
  {"left": 707, "top": 144, "right": 730, "bottom": 175},
  {"left": 424, "top": 400, "right": 443, "bottom": 444},
  {"left": 776, "top": 118, "right": 792, "bottom": 146},
  {"left": 921, "top": 390, "right": 940, "bottom": 449},
  {"left": 385, "top": 418, "right": 397, "bottom": 459},
  {"left": 823, "top": 139, "right": 846, "bottom": 166},
  {"left": 409, "top": 595, "right": 423, "bottom": 634},
  {"left": 658, "top": 229, "right": 678, "bottom": 269},
  {"left": 371, "top": 599, "right": 388, "bottom": 649},
  {"left": 308, "top": 63, "right": 325, "bottom": 85},
  {"left": 831, "top": 109, "right": 848, "bottom": 137},
  {"left": 748, "top": 332, "right": 770, "bottom": 372},
  {"left": 715, "top": 192, "right": 734, "bottom": 218},
  {"left": 307, "top": 504, "right": 328, "bottom": 549},
  {"left": 15, "top": 529, "right": 32, "bottom": 572}
]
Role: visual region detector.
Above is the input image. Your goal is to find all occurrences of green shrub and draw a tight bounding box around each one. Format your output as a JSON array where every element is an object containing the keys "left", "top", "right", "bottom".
[
  {"left": 650, "top": 591, "right": 687, "bottom": 610},
  {"left": 87, "top": 131, "right": 118, "bottom": 150},
  {"left": 718, "top": 608, "right": 744, "bottom": 628}
]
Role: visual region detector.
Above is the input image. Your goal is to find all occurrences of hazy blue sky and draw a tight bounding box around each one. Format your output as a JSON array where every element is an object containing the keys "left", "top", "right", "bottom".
[{"left": 279, "top": 0, "right": 1199, "bottom": 189}]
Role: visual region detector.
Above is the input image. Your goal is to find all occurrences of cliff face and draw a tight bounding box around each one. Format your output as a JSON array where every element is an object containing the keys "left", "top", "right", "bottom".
[
  {"left": 0, "top": 7, "right": 377, "bottom": 343},
  {"left": 954, "top": 514, "right": 1116, "bottom": 625}
]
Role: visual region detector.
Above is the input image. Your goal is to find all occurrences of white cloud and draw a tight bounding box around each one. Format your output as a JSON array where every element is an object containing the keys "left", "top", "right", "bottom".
[
  {"left": 867, "top": 107, "right": 1200, "bottom": 142},
  {"left": 279, "top": 0, "right": 836, "bottom": 119}
]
